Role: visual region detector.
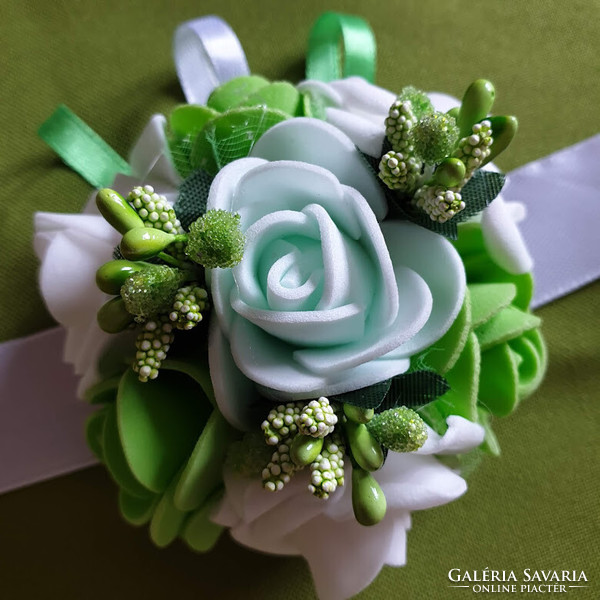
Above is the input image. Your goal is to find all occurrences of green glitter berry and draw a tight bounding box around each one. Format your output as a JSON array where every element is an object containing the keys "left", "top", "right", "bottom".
[
  {"left": 185, "top": 209, "right": 245, "bottom": 269},
  {"left": 398, "top": 86, "right": 434, "bottom": 120},
  {"left": 413, "top": 111, "right": 459, "bottom": 163},
  {"left": 226, "top": 431, "right": 273, "bottom": 477},
  {"left": 366, "top": 406, "right": 428, "bottom": 453},
  {"left": 120, "top": 265, "right": 183, "bottom": 319}
]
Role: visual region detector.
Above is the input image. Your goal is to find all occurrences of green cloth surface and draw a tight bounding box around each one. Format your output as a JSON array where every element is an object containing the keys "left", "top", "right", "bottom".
[{"left": 1, "top": 0, "right": 598, "bottom": 598}]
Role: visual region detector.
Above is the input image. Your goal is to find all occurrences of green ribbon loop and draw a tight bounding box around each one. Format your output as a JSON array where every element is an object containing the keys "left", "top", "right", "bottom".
[
  {"left": 38, "top": 105, "right": 131, "bottom": 188},
  {"left": 306, "top": 12, "right": 376, "bottom": 83}
]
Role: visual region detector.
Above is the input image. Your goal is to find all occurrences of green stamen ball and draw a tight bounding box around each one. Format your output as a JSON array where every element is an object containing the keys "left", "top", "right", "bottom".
[
  {"left": 378, "top": 150, "right": 422, "bottom": 192},
  {"left": 169, "top": 285, "right": 209, "bottom": 331},
  {"left": 262, "top": 438, "right": 297, "bottom": 492},
  {"left": 366, "top": 406, "right": 428, "bottom": 453},
  {"left": 414, "top": 185, "right": 465, "bottom": 223},
  {"left": 398, "top": 86, "right": 434, "bottom": 120},
  {"left": 308, "top": 433, "right": 345, "bottom": 499},
  {"left": 120, "top": 266, "right": 183, "bottom": 319},
  {"left": 261, "top": 402, "right": 303, "bottom": 446},
  {"left": 453, "top": 120, "right": 494, "bottom": 181},
  {"left": 413, "top": 111, "right": 459, "bottom": 163},
  {"left": 298, "top": 397, "right": 338, "bottom": 438},
  {"left": 133, "top": 316, "right": 175, "bottom": 382},
  {"left": 186, "top": 209, "right": 245, "bottom": 269},
  {"left": 128, "top": 185, "right": 184, "bottom": 235}
]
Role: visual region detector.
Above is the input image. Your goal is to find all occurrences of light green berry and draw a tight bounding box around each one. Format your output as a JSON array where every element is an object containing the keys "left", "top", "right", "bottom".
[
  {"left": 185, "top": 209, "right": 245, "bottom": 269},
  {"left": 298, "top": 397, "right": 337, "bottom": 438},
  {"left": 132, "top": 316, "right": 175, "bottom": 382},
  {"left": 308, "top": 433, "right": 345, "bottom": 499},
  {"left": 453, "top": 119, "right": 494, "bottom": 181},
  {"left": 385, "top": 99, "right": 417, "bottom": 153},
  {"left": 413, "top": 185, "right": 465, "bottom": 223},
  {"left": 169, "top": 285, "right": 209, "bottom": 330},
  {"left": 262, "top": 438, "right": 297, "bottom": 492},
  {"left": 261, "top": 402, "right": 303, "bottom": 446},
  {"left": 366, "top": 406, "right": 428, "bottom": 453},
  {"left": 378, "top": 150, "right": 422, "bottom": 192},
  {"left": 127, "top": 185, "right": 184, "bottom": 235}
]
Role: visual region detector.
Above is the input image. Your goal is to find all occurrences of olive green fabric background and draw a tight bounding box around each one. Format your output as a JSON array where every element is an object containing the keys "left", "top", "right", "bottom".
[{"left": 1, "top": 1, "right": 598, "bottom": 598}]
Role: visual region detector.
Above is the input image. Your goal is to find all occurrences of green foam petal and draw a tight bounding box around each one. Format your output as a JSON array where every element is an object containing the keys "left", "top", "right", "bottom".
[
  {"left": 207, "top": 75, "right": 270, "bottom": 112},
  {"left": 475, "top": 306, "right": 541, "bottom": 351},
  {"left": 85, "top": 408, "right": 108, "bottom": 461},
  {"left": 511, "top": 328, "right": 548, "bottom": 398},
  {"left": 478, "top": 342, "right": 519, "bottom": 416},
  {"left": 169, "top": 104, "right": 220, "bottom": 138},
  {"left": 419, "top": 332, "right": 480, "bottom": 429},
  {"left": 83, "top": 374, "right": 120, "bottom": 405},
  {"left": 174, "top": 410, "right": 238, "bottom": 512},
  {"left": 237, "top": 82, "right": 302, "bottom": 116},
  {"left": 118, "top": 490, "right": 158, "bottom": 526},
  {"left": 477, "top": 407, "right": 501, "bottom": 456},
  {"left": 468, "top": 282, "right": 517, "bottom": 328},
  {"left": 190, "top": 107, "right": 289, "bottom": 175},
  {"left": 102, "top": 403, "right": 153, "bottom": 499},
  {"left": 453, "top": 222, "right": 485, "bottom": 257},
  {"left": 149, "top": 468, "right": 188, "bottom": 548},
  {"left": 117, "top": 369, "right": 212, "bottom": 494},
  {"left": 182, "top": 490, "right": 225, "bottom": 553},
  {"left": 418, "top": 287, "right": 471, "bottom": 375},
  {"left": 162, "top": 357, "right": 216, "bottom": 407}
]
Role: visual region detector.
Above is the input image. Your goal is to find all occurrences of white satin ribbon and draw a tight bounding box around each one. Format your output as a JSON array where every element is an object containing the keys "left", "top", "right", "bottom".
[
  {"left": 173, "top": 15, "right": 250, "bottom": 105},
  {"left": 502, "top": 134, "right": 600, "bottom": 308}
]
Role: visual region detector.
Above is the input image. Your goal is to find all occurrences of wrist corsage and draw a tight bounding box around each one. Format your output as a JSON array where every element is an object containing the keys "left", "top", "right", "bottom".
[{"left": 34, "top": 12, "right": 546, "bottom": 600}]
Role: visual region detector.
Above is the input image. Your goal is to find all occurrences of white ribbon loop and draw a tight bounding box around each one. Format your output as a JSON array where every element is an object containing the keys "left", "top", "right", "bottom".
[{"left": 173, "top": 16, "right": 250, "bottom": 105}]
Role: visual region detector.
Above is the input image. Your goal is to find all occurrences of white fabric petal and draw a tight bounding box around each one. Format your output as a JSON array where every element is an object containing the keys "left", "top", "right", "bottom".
[
  {"left": 250, "top": 118, "right": 387, "bottom": 220},
  {"left": 328, "top": 77, "right": 396, "bottom": 121},
  {"left": 419, "top": 415, "right": 486, "bottom": 456},
  {"left": 325, "top": 107, "right": 385, "bottom": 157},
  {"left": 428, "top": 92, "right": 460, "bottom": 114}
]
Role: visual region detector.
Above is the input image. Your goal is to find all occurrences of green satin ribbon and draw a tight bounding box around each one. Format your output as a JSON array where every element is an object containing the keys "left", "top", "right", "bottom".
[
  {"left": 306, "top": 12, "right": 376, "bottom": 82},
  {"left": 38, "top": 105, "right": 131, "bottom": 188}
]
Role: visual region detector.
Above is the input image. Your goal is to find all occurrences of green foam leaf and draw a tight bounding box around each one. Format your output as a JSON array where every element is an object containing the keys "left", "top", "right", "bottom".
[
  {"left": 118, "top": 490, "right": 158, "bottom": 526},
  {"left": 174, "top": 410, "right": 238, "bottom": 512},
  {"left": 478, "top": 342, "right": 519, "bottom": 416},
  {"left": 149, "top": 468, "right": 188, "bottom": 548},
  {"left": 417, "top": 288, "right": 472, "bottom": 374},
  {"left": 162, "top": 356, "right": 216, "bottom": 407},
  {"left": 468, "top": 282, "right": 517, "bottom": 328},
  {"left": 102, "top": 403, "right": 153, "bottom": 499},
  {"left": 207, "top": 76, "right": 270, "bottom": 112},
  {"left": 419, "top": 332, "right": 480, "bottom": 429},
  {"left": 237, "top": 82, "right": 302, "bottom": 116},
  {"left": 85, "top": 408, "right": 108, "bottom": 461},
  {"left": 475, "top": 305, "right": 541, "bottom": 351},
  {"left": 83, "top": 374, "right": 121, "bottom": 405},
  {"left": 182, "top": 490, "right": 225, "bottom": 553},
  {"left": 477, "top": 407, "right": 501, "bottom": 456},
  {"left": 117, "top": 368, "right": 212, "bottom": 494},
  {"left": 170, "top": 104, "right": 220, "bottom": 138}
]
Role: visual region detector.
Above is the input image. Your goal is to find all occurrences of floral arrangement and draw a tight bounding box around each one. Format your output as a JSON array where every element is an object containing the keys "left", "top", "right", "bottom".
[{"left": 34, "top": 12, "right": 546, "bottom": 600}]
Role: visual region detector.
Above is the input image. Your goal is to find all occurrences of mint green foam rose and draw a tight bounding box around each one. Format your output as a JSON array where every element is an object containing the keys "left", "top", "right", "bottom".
[{"left": 206, "top": 118, "right": 466, "bottom": 430}]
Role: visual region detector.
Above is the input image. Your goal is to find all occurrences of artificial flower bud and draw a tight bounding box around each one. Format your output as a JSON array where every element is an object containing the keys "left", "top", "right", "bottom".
[
  {"left": 351, "top": 468, "right": 387, "bottom": 527},
  {"left": 120, "top": 227, "right": 179, "bottom": 261},
  {"left": 434, "top": 158, "right": 467, "bottom": 188},
  {"left": 95, "top": 260, "right": 145, "bottom": 295},
  {"left": 457, "top": 79, "right": 495, "bottom": 137},
  {"left": 97, "top": 297, "right": 134, "bottom": 333},
  {"left": 290, "top": 434, "right": 324, "bottom": 467},
  {"left": 96, "top": 188, "right": 144, "bottom": 234},
  {"left": 343, "top": 404, "right": 374, "bottom": 424},
  {"left": 344, "top": 421, "right": 384, "bottom": 472}
]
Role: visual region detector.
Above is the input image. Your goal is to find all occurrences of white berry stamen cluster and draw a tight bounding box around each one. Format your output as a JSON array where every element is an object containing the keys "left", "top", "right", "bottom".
[
  {"left": 128, "top": 185, "right": 184, "bottom": 234},
  {"left": 378, "top": 150, "right": 422, "bottom": 192},
  {"left": 308, "top": 434, "right": 345, "bottom": 499},
  {"left": 453, "top": 120, "right": 493, "bottom": 182},
  {"left": 261, "top": 402, "right": 303, "bottom": 446},
  {"left": 169, "top": 285, "right": 209, "bottom": 330},
  {"left": 298, "top": 397, "right": 338, "bottom": 438},
  {"left": 133, "top": 316, "right": 175, "bottom": 382},
  {"left": 414, "top": 185, "right": 466, "bottom": 223},
  {"left": 262, "top": 439, "right": 296, "bottom": 492},
  {"left": 385, "top": 100, "right": 417, "bottom": 152}
]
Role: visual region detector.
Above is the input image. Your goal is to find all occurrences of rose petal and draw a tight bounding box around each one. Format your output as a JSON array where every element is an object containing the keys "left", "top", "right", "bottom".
[{"left": 250, "top": 118, "right": 387, "bottom": 220}]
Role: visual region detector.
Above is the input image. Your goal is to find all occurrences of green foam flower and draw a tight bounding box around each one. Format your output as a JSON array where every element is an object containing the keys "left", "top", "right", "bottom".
[
  {"left": 417, "top": 221, "right": 547, "bottom": 455},
  {"left": 84, "top": 342, "right": 239, "bottom": 551}
]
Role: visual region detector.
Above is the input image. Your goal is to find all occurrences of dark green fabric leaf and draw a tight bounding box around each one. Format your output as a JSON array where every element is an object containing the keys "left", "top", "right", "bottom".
[
  {"left": 457, "top": 170, "right": 506, "bottom": 221},
  {"left": 330, "top": 379, "right": 391, "bottom": 409},
  {"left": 378, "top": 370, "right": 450, "bottom": 412},
  {"left": 174, "top": 169, "right": 214, "bottom": 230}
]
